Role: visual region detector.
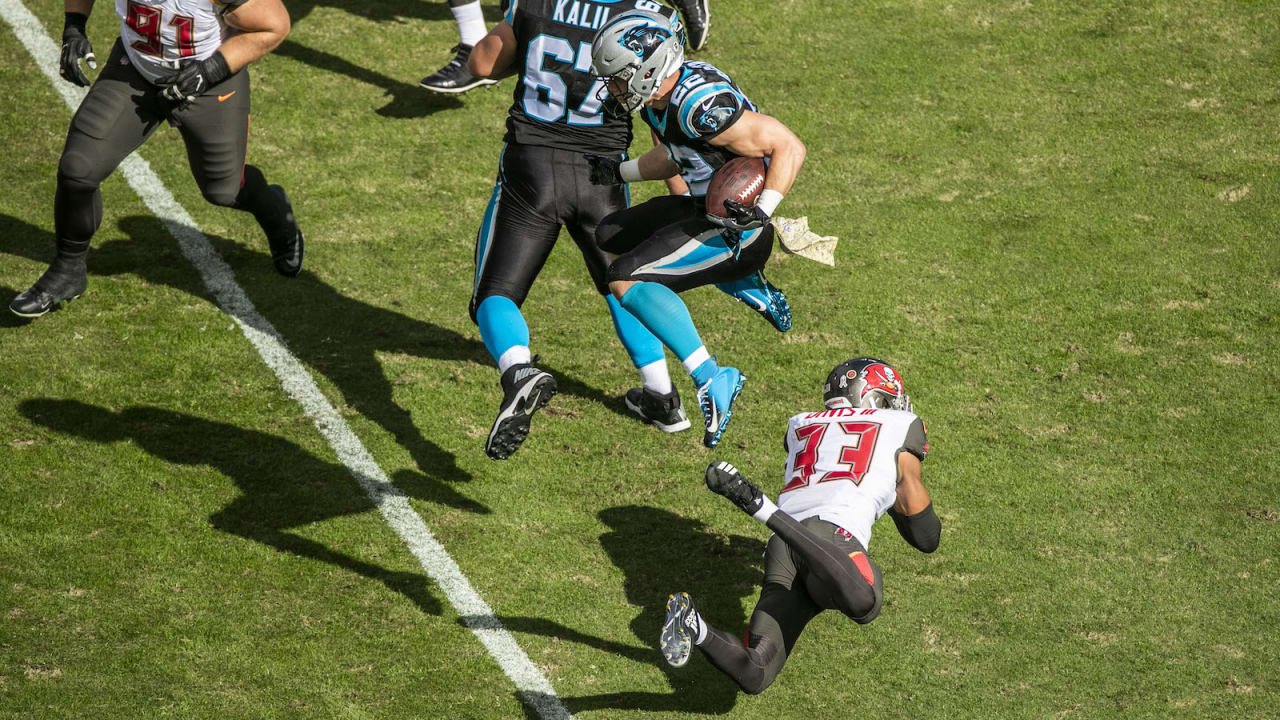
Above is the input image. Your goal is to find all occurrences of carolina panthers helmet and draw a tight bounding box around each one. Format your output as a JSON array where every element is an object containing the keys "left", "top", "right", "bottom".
[
  {"left": 823, "top": 357, "right": 911, "bottom": 411},
  {"left": 590, "top": 8, "right": 685, "bottom": 114}
]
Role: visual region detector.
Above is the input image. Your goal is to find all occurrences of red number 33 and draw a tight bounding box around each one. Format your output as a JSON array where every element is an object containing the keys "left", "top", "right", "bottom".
[{"left": 782, "top": 421, "right": 880, "bottom": 493}]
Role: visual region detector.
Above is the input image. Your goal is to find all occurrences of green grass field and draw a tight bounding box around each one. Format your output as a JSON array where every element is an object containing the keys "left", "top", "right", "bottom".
[{"left": 2, "top": 0, "right": 1277, "bottom": 718}]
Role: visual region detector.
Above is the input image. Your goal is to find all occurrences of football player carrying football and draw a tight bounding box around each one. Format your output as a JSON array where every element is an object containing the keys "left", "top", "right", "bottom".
[
  {"left": 584, "top": 7, "right": 806, "bottom": 448},
  {"left": 660, "top": 358, "right": 942, "bottom": 694},
  {"left": 9, "top": 0, "right": 304, "bottom": 319},
  {"left": 463, "top": 0, "right": 701, "bottom": 460}
]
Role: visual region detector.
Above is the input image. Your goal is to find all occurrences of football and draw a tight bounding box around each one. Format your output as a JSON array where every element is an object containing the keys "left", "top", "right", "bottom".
[{"left": 705, "top": 156, "right": 767, "bottom": 218}]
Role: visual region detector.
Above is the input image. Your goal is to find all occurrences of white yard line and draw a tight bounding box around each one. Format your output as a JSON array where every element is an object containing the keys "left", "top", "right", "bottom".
[{"left": 0, "top": 4, "right": 572, "bottom": 718}]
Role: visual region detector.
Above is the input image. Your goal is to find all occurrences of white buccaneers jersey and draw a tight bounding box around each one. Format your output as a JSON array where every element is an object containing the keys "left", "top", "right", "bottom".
[
  {"left": 115, "top": 0, "right": 245, "bottom": 83},
  {"left": 777, "top": 406, "right": 929, "bottom": 550}
]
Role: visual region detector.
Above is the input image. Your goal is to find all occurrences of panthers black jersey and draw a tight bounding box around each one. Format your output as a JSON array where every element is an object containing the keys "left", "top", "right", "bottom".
[
  {"left": 640, "top": 60, "right": 759, "bottom": 197},
  {"left": 503, "top": 0, "right": 633, "bottom": 154}
]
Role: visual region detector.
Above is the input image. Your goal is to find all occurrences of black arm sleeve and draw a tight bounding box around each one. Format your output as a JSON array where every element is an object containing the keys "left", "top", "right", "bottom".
[{"left": 887, "top": 502, "right": 940, "bottom": 553}]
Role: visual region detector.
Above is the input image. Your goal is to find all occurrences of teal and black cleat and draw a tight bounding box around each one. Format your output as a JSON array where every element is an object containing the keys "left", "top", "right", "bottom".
[
  {"left": 720, "top": 270, "right": 791, "bottom": 332},
  {"left": 695, "top": 365, "right": 745, "bottom": 449}
]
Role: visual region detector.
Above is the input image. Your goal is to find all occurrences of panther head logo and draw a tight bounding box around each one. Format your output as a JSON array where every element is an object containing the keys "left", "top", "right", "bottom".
[
  {"left": 697, "top": 103, "right": 736, "bottom": 132},
  {"left": 621, "top": 25, "right": 671, "bottom": 61}
]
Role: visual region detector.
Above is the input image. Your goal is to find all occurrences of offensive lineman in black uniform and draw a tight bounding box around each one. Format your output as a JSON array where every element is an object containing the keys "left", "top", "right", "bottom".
[
  {"left": 9, "top": 0, "right": 304, "bottom": 319},
  {"left": 464, "top": 0, "right": 689, "bottom": 460}
]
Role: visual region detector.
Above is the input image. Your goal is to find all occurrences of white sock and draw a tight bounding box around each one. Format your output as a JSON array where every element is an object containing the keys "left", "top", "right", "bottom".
[
  {"left": 688, "top": 609, "right": 708, "bottom": 645},
  {"left": 451, "top": 1, "right": 487, "bottom": 47},
  {"left": 680, "top": 346, "right": 711, "bottom": 376},
  {"left": 497, "top": 345, "right": 532, "bottom": 374},
  {"left": 752, "top": 496, "right": 779, "bottom": 525},
  {"left": 639, "top": 359, "right": 673, "bottom": 394}
]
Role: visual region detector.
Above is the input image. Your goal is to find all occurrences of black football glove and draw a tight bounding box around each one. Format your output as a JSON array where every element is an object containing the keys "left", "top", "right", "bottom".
[
  {"left": 708, "top": 199, "right": 770, "bottom": 232},
  {"left": 584, "top": 154, "right": 625, "bottom": 185},
  {"left": 59, "top": 13, "right": 96, "bottom": 87},
  {"left": 157, "top": 52, "right": 232, "bottom": 110}
]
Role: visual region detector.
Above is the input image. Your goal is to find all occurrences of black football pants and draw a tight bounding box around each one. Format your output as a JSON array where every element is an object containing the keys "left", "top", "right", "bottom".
[
  {"left": 469, "top": 143, "right": 627, "bottom": 321},
  {"left": 595, "top": 194, "right": 774, "bottom": 293},
  {"left": 55, "top": 38, "right": 283, "bottom": 248},
  {"left": 697, "top": 515, "right": 884, "bottom": 695}
]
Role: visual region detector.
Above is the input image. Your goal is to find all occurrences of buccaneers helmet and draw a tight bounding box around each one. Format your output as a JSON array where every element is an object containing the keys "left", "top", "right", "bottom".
[{"left": 823, "top": 357, "right": 911, "bottom": 411}]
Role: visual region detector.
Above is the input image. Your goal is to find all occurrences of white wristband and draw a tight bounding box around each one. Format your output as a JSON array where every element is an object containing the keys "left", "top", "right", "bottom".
[
  {"left": 756, "top": 188, "right": 784, "bottom": 216},
  {"left": 619, "top": 159, "right": 643, "bottom": 183}
]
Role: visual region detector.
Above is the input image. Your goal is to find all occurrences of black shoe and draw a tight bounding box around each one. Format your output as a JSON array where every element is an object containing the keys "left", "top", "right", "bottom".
[
  {"left": 625, "top": 387, "right": 692, "bottom": 433},
  {"left": 486, "top": 362, "right": 557, "bottom": 460},
  {"left": 9, "top": 262, "right": 87, "bottom": 318},
  {"left": 660, "top": 592, "right": 698, "bottom": 668},
  {"left": 704, "top": 461, "right": 764, "bottom": 516},
  {"left": 721, "top": 270, "right": 792, "bottom": 333},
  {"left": 265, "top": 185, "right": 304, "bottom": 277},
  {"left": 672, "top": 0, "right": 710, "bottom": 51},
  {"left": 419, "top": 44, "right": 499, "bottom": 94}
]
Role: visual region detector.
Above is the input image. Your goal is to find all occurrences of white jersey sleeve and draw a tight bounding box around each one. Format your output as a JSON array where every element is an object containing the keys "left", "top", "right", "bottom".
[
  {"left": 115, "top": 0, "right": 237, "bottom": 84},
  {"left": 775, "top": 406, "right": 928, "bottom": 550}
]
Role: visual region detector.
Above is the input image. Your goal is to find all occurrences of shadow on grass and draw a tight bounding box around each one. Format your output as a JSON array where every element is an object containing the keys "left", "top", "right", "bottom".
[
  {"left": 272, "top": 39, "right": 467, "bottom": 120},
  {"left": 19, "top": 398, "right": 446, "bottom": 616},
  {"left": 284, "top": 0, "right": 504, "bottom": 25},
  {"left": 1, "top": 213, "right": 634, "bottom": 502},
  {"left": 273, "top": 1, "right": 509, "bottom": 118},
  {"left": 473, "top": 505, "right": 765, "bottom": 716}
]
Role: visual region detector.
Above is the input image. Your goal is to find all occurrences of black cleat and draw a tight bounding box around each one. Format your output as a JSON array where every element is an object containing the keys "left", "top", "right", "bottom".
[
  {"left": 9, "top": 263, "right": 87, "bottom": 318},
  {"left": 486, "top": 362, "right": 557, "bottom": 460},
  {"left": 264, "top": 185, "right": 304, "bottom": 277},
  {"left": 419, "top": 44, "right": 499, "bottom": 94},
  {"left": 625, "top": 387, "right": 691, "bottom": 433},
  {"left": 704, "top": 461, "right": 764, "bottom": 516},
  {"left": 721, "top": 270, "right": 792, "bottom": 333},
  {"left": 660, "top": 592, "right": 698, "bottom": 668},
  {"left": 672, "top": 0, "right": 710, "bottom": 51}
]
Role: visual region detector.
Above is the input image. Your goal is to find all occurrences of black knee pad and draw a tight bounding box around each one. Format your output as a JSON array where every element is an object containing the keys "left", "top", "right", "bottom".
[
  {"left": 801, "top": 556, "right": 882, "bottom": 623},
  {"left": 202, "top": 186, "right": 241, "bottom": 208},
  {"left": 57, "top": 152, "right": 101, "bottom": 194},
  {"left": 738, "top": 632, "right": 782, "bottom": 696}
]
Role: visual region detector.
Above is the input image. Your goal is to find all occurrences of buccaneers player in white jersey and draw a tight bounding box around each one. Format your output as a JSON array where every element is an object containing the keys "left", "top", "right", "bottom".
[
  {"left": 10, "top": 0, "right": 303, "bottom": 319},
  {"left": 660, "top": 357, "right": 942, "bottom": 694}
]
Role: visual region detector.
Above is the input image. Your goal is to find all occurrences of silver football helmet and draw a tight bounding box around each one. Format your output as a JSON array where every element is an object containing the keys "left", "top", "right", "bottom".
[
  {"left": 590, "top": 9, "right": 685, "bottom": 114},
  {"left": 823, "top": 357, "right": 912, "bottom": 412}
]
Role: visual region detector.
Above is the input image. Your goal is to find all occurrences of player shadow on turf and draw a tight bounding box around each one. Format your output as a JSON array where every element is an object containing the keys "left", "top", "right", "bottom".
[
  {"left": 1, "top": 213, "right": 635, "bottom": 487},
  {"left": 19, "top": 398, "right": 447, "bottom": 617},
  {"left": 0, "top": 213, "right": 485, "bottom": 512},
  {"left": 284, "top": 0, "right": 504, "bottom": 25},
  {"left": 274, "top": 1, "right": 508, "bottom": 119},
  {"left": 478, "top": 506, "right": 765, "bottom": 715},
  {"left": 272, "top": 39, "right": 465, "bottom": 119}
]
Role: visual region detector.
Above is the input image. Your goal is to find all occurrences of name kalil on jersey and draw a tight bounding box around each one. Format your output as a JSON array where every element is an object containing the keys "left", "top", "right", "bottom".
[{"left": 504, "top": 0, "right": 638, "bottom": 154}]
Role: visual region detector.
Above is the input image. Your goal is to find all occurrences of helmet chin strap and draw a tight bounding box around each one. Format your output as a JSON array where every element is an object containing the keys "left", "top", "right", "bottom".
[{"left": 648, "top": 50, "right": 683, "bottom": 102}]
